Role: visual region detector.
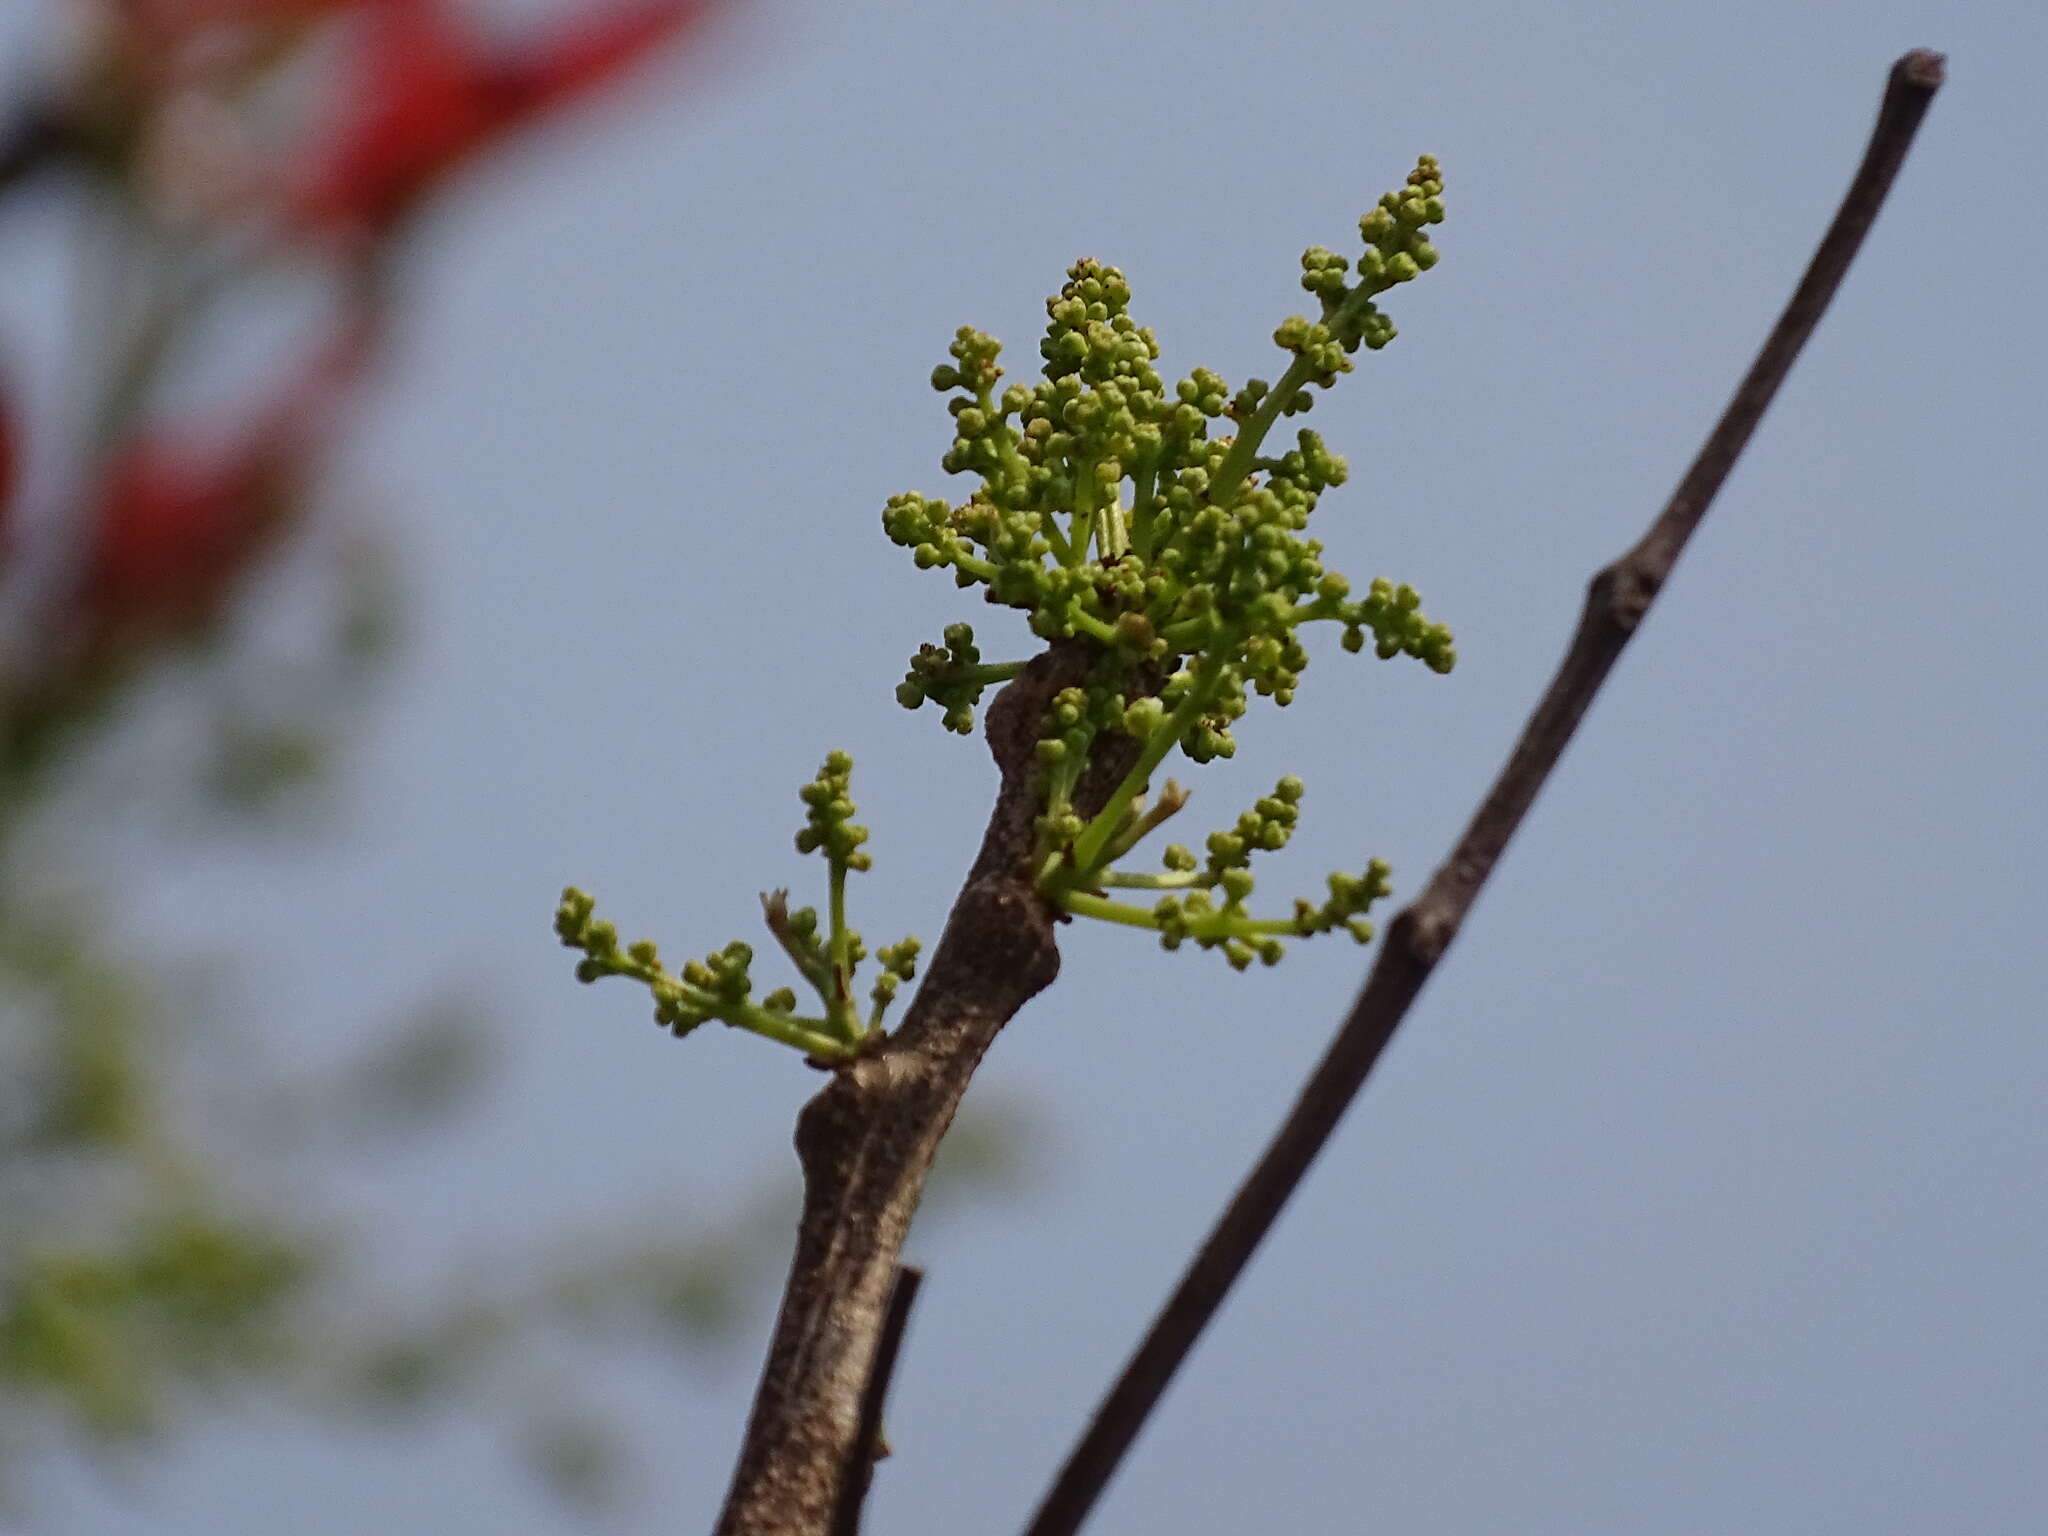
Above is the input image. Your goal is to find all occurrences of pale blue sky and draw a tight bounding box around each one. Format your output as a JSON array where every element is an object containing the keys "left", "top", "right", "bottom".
[{"left": 15, "top": 0, "right": 2046, "bottom": 1531}]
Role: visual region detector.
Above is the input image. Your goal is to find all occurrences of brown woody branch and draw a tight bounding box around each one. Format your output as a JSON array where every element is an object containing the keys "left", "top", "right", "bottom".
[
  {"left": 829, "top": 1263, "right": 924, "bottom": 1536},
  {"left": 714, "top": 641, "right": 1139, "bottom": 1536},
  {"left": 1020, "top": 48, "right": 1946, "bottom": 1536}
]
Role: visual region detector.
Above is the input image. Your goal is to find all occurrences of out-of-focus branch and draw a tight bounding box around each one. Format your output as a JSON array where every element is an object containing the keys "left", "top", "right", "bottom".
[
  {"left": 1022, "top": 48, "right": 1947, "bottom": 1536},
  {"left": 0, "top": 106, "right": 68, "bottom": 198},
  {"left": 830, "top": 1263, "right": 922, "bottom": 1536}
]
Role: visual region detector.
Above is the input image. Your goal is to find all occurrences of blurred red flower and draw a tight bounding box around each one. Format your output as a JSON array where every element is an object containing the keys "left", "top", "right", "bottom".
[
  {"left": 77, "top": 437, "right": 278, "bottom": 631},
  {"left": 71, "top": 317, "right": 372, "bottom": 644},
  {"left": 288, "top": 0, "right": 727, "bottom": 245}
]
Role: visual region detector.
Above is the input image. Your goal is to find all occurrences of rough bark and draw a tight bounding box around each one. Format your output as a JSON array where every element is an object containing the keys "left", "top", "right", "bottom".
[{"left": 715, "top": 639, "right": 1132, "bottom": 1536}]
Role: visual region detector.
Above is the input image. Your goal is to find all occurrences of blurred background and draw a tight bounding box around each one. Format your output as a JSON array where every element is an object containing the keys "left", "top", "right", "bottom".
[{"left": 0, "top": 1, "right": 2041, "bottom": 1532}]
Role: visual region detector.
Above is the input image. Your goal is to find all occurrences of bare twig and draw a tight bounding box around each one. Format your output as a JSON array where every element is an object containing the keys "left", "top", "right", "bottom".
[
  {"left": 1021, "top": 48, "right": 1946, "bottom": 1536},
  {"left": 830, "top": 1264, "right": 925, "bottom": 1536}
]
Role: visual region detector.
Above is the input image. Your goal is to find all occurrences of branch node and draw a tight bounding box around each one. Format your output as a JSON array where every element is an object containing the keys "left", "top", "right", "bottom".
[{"left": 1593, "top": 560, "right": 1658, "bottom": 633}]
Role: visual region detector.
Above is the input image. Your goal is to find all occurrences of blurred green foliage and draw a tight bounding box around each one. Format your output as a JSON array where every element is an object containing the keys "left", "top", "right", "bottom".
[{"left": 0, "top": 0, "right": 1029, "bottom": 1513}]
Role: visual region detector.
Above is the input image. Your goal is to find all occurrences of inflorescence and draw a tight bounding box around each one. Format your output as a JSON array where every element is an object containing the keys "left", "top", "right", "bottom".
[
  {"left": 556, "top": 752, "right": 918, "bottom": 1063},
  {"left": 886, "top": 156, "right": 1452, "bottom": 969},
  {"left": 558, "top": 157, "right": 1455, "bottom": 1064}
]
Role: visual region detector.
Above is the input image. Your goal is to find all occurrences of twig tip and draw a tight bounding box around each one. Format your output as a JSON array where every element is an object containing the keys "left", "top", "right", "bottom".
[{"left": 1896, "top": 49, "right": 1946, "bottom": 90}]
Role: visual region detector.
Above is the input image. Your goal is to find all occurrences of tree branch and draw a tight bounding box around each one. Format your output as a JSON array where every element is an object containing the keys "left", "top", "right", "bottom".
[
  {"left": 1020, "top": 47, "right": 1946, "bottom": 1536},
  {"left": 0, "top": 105, "right": 67, "bottom": 199},
  {"left": 830, "top": 1264, "right": 923, "bottom": 1536},
  {"left": 714, "top": 640, "right": 1140, "bottom": 1536}
]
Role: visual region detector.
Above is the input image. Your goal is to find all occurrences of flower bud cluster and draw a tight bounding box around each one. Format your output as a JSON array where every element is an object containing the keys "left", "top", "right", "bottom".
[
  {"left": 556, "top": 887, "right": 759, "bottom": 1039},
  {"left": 894, "top": 622, "right": 987, "bottom": 735},
  {"left": 869, "top": 937, "right": 922, "bottom": 1018},
  {"left": 1032, "top": 678, "right": 1136, "bottom": 849},
  {"left": 555, "top": 754, "right": 920, "bottom": 1063},
  {"left": 795, "top": 749, "right": 870, "bottom": 870},
  {"left": 1140, "top": 776, "right": 1289, "bottom": 968},
  {"left": 1294, "top": 861, "right": 1397, "bottom": 942},
  {"left": 884, "top": 158, "right": 1453, "bottom": 782},
  {"left": 881, "top": 158, "right": 1454, "bottom": 973}
]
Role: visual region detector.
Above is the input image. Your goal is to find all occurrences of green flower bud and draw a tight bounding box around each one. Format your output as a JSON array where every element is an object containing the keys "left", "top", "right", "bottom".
[{"left": 1122, "top": 697, "right": 1166, "bottom": 738}]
